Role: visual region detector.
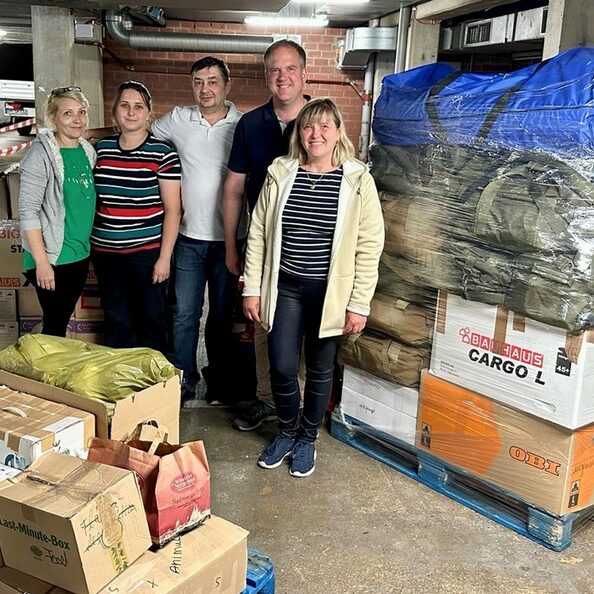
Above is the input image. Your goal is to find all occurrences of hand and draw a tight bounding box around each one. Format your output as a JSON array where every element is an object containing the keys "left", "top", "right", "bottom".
[
  {"left": 243, "top": 296, "right": 261, "bottom": 324},
  {"left": 225, "top": 248, "right": 243, "bottom": 276},
  {"left": 343, "top": 311, "right": 367, "bottom": 335},
  {"left": 36, "top": 261, "right": 55, "bottom": 291},
  {"left": 152, "top": 257, "right": 171, "bottom": 284}
]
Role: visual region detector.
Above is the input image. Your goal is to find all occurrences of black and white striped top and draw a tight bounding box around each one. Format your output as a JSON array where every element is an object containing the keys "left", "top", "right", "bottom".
[{"left": 280, "top": 167, "right": 342, "bottom": 279}]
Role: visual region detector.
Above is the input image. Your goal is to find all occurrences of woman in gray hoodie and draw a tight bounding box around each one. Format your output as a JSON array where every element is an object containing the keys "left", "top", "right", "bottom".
[{"left": 19, "top": 87, "right": 96, "bottom": 336}]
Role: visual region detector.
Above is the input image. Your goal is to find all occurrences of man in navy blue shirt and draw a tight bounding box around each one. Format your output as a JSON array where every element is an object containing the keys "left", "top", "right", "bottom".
[{"left": 223, "top": 39, "right": 309, "bottom": 431}]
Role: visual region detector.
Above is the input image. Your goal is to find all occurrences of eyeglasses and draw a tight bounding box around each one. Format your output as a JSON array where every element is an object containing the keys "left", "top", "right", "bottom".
[{"left": 49, "top": 86, "right": 82, "bottom": 98}]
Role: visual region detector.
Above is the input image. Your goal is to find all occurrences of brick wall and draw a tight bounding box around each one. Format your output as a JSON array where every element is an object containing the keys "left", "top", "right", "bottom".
[{"left": 103, "top": 20, "right": 366, "bottom": 149}]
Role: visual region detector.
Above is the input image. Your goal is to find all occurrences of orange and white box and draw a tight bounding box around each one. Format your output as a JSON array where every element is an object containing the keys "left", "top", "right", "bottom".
[
  {"left": 416, "top": 371, "right": 594, "bottom": 516},
  {"left": 431, "top": 291, "right": 594, "bottom": 429}
]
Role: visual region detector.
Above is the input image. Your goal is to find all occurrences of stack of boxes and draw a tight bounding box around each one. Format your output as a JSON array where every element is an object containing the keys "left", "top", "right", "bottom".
[
  {"left": 0, "top": 168, "right": 104, "bottom": 345},
  {"left": 0, "top": 366, "right": 251, "bottom": 593},
  {"left": 336, "top": 48, "right": 594, "bottom": 519}
]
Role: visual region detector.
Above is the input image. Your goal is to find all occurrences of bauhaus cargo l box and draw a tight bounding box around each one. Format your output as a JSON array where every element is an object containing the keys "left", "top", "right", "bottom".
[
  {"left": 431, "top": 291, "right": 594, "bottom": 429},
  {"left": 0, "top": 452, "right": 151, "bottom": 594}
]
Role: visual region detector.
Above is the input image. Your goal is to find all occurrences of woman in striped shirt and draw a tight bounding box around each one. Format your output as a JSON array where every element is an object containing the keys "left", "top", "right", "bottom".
[
  {"left": 91, "top": 81, "right": 181, "bottom": 354},
  {"left": 243, "top": 98, "right": 384, "bottom": 477}
]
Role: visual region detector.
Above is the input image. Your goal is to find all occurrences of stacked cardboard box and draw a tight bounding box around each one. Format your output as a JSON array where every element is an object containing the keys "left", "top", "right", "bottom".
[
  {"left": 0, "top": 219, "right": 104, "bottom": 346},
  {"left": 0, "top": 515, "right": 248, "bottom": 594},
  {"left": 0, "top": 361, "right": 250, "bottom": 593},
  {"left": 0, "top": 386, "right": 94, "bottom": 468},
  {"left": 0, "top": 290, "right": 17, "bottom": 349},
  {"left": 357, "top": 49, "right": 594, "bottom": 522}
]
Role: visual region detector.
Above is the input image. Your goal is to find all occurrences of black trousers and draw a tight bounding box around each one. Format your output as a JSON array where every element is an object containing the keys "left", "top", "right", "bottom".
[
  {"left": 25, "top": 257, "right": 89, "bottom": 337},
  {"left": 92, "top": 248, "right": 168, "bottom": 354}
]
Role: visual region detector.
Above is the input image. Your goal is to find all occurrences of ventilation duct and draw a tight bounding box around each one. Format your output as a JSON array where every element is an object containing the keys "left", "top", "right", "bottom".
[{"left": 105, "top": 10, "right": 274, "bottom": 54}]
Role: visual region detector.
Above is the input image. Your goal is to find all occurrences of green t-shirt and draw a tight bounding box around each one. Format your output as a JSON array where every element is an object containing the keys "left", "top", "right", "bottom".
[{"left": 24, "top": 145, "right": 96, "bottom": 270}]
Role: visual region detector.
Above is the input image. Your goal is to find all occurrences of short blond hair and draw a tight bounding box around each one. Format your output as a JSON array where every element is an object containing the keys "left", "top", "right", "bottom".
[
  {"left": 45, "top": 90, "right": 89, "bottom": 129},
  {"left": 288, "top": 98, "right": 355, "bottom": 167}
]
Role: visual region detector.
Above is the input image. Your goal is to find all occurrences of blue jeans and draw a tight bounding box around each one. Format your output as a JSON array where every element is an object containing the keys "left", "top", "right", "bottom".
[
  {"left": 92, "top": 249, "right": 168, "bottom": 354},
  {"left": 173, "top": 235, "right": 237, "bottom": 396},
  {"left": 268, "top": 271, "right": 339, "bottom": 442}
]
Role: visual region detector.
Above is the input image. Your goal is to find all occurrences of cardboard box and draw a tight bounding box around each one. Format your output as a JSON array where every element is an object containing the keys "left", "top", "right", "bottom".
[
  {"left": 0, "top": 222, "right": 24, "bottom": 289},
  {"left": 0, "top": 177, "right": 9, "bottom": 220},
  {"left": 17, "top": 288, "right": 42, "bottom": 317},
  {"left": 0, "top": 291, "right": 16, "bottom": 321},
  {"left": 0, "top": 322, "right": 18, "bottom": 350},
  {"left": 0, "top": 452, "right": 151, "bottom": 594},
  {"left": 0, "top": 565, "right": 53, "bottom": 594},
  {"left": 0, "top": 466, "right": 21, "bottom": 486},
  {"left": 74, "top": 288, "right": 103, "bottom": 321},
  {"left": 0, "top": 516, "right": 248, "bottom": 594},
  {"left": 70, "top": 319, "right": 103, "bottom": 345},
  {"left": 431, "top": 290, "right": 594, "bottom": 429},
  {"left": 341, "top": 365, "right": 419, "bottom": 445},
  {"left": 18, "top": 317, "right": 75, "bottom": 338},
  {"left": 0, "top": 386, "right": 95, "bottom": 469},
  {"left": 6, "top": 173, "right": 19, "bottom": 221},
  {"left": 417, "top": 371, "right": 594, "bottom": 515},
  {"left": 86, "top": 263, "right": 97, "bottom": 286},
  {"left": 0, "top": 370, "right": 180, "bottom": 442}
]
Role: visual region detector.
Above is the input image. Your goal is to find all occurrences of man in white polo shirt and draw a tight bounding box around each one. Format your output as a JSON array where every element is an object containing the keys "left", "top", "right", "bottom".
[{"left": 153, "top": 56, "right": 244, "bottom": 405}]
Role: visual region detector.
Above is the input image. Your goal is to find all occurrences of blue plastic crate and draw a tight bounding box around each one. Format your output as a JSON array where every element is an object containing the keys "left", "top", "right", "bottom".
[{"left": 242, "top": 548, "right": 275, "bottom": 594}]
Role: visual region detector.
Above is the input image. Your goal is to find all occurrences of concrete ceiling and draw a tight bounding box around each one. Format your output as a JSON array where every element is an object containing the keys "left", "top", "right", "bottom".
[{"left": 0, "top": 0, "right": 423, "bottom": 45}]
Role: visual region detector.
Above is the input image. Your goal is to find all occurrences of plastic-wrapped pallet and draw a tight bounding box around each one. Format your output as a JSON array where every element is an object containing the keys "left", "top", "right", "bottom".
[{"left": 370, "top": 47, "right": 594, "bottom": 332}]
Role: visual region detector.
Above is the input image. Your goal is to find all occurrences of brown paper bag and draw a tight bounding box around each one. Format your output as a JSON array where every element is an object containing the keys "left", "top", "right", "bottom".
[{"left": 88, "top": 422, "right": 210, "bottom": 547}]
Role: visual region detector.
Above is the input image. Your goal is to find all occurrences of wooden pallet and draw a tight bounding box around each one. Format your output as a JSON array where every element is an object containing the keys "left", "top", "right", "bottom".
[
  {"left": 330, "top": 412, "right": 594, "bottom": 551},
  {"left": 243, "top": 548, "right": 275, "bottom": 594}
]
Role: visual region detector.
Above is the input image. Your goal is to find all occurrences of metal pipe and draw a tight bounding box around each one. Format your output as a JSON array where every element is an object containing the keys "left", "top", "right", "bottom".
[
  {"left": 358, "top": 54, "right": 375, "bottom": 161},
  {"left": 105, "top": 10, "right": 274, "bottom": 54},
  {"left": 394, "top": 4, "right": 412, "bottom": 73}
]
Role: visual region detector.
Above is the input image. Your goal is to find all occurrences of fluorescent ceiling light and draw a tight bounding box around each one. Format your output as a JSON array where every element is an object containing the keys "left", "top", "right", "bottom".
[
  {"left": 292, "top": 0, "right": 369, "bottom": 3},
  {"left": 244, "top": 15, "right": 329, "bottom": 27}
]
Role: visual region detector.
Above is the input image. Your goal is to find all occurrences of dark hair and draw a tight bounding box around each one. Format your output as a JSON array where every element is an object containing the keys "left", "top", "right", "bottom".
[
  {"left": 264, "top": 39, "right": 306, "bottom": 69},
  {"left": 190, "top": 56, "right": 231, "bottom": 84},
  {"left": 111, "top": 80, "right": 153, "bottom": 130},
  {"left": 113, "top": 80, "right": 152, "bottom": 111}
]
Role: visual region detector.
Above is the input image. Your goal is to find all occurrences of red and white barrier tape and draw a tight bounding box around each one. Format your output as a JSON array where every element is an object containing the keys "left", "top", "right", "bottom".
[
  {"left": 0, "top": 118, "right": 35, "bottom": 134},
  {"left": 0, "top": 141, "right": 32, "bottom": 157}
]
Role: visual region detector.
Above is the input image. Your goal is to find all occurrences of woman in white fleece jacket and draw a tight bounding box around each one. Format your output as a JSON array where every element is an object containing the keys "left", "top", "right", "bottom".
[
  {"left": 19, "top": 87, "right": 96, "bottom": 337},
  {"left": 243, "top": 98, "right": 384, "bottom": 478}
]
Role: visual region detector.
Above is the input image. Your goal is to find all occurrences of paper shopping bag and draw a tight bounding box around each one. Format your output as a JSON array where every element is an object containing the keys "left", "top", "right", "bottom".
[{"left": 88, "top": 423, "right": 210, "bottom": 546}]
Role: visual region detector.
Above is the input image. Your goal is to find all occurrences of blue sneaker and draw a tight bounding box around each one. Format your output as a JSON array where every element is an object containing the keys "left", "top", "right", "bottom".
[
  {"left": 289, "top": 440, "right": 316, "bottom": 477},
  {"left": 258, "top": 435, "right": 296, "bottom": 469}
]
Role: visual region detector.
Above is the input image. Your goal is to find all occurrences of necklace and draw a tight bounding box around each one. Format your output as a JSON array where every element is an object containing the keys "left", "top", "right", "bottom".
[{"left": 304, "top": 170, "right": 327, "bottom": 190}]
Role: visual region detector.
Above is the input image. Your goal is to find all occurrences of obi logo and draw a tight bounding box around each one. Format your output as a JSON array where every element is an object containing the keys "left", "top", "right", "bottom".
[
  {"left": 31, "top": 545, "right": 43, "bottom": 557},
  {"left": 509, "top": 446, "right": 561, "bottom": 476},
  {"left": 171, "top": 473, "right": 196, "bottom": 493}
]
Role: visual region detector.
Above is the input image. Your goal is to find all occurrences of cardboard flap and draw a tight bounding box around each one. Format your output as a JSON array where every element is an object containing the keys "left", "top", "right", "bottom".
[
  {"left": 110, "top": 375, "right": 180, "bottom": 443},
  {"left": 565, "top": 332, "right": 585, "bottom": 364},
  {"left": 0, "top": 370, "right": 106, "bottom": 438},
  {"left": 0, "top": 453, "right": 130, "bottom": 516}
]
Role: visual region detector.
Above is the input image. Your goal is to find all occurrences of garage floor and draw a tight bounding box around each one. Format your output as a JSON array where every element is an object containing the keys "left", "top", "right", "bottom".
[{"left": 180, "top": 406, "right": 594, "bottom": 594}]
